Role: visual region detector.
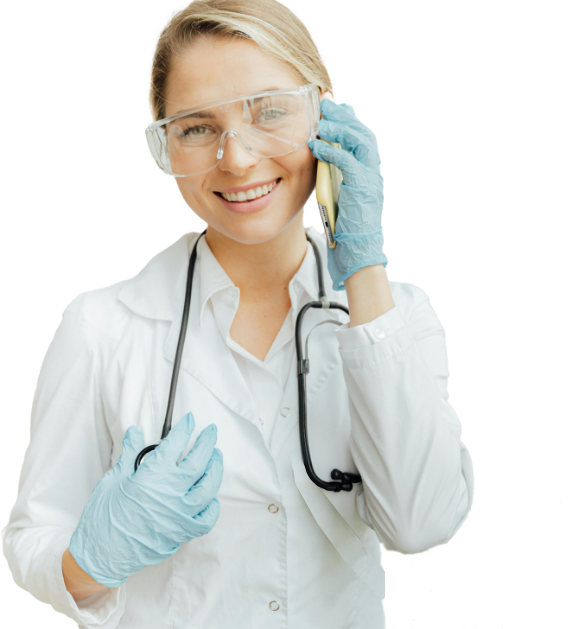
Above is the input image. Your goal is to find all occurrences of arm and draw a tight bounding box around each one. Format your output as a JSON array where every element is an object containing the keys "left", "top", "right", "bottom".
[
  {"left": 319, "top": 145, "right": 471, "bottom": 552},
  {"left": 2, "top": 295, "right": 126, "bottom": 627},
  {"left": 344, "top": 263, "right": 395, "bottom": 326},
  {"left": 62, "top": 548, "right": 107, "bottom": 602}
]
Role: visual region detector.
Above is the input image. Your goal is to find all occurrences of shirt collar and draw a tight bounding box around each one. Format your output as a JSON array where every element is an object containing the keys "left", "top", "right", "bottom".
[{"left": 196, "top": 225, "right": 327, "bottom": 325}]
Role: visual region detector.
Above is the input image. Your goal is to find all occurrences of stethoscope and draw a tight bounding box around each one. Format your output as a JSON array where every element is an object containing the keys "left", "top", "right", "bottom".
[{"left": 135, "top": 229, "right": 361, "bottom": 492}]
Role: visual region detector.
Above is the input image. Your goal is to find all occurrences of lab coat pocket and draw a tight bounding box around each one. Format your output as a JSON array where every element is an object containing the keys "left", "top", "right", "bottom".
[{"left": 290, "top": 450, "right": 385, "bottom": 600}]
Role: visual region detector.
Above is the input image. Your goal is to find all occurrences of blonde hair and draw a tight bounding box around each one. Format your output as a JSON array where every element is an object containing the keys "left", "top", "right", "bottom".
[{"left": 150, "top": 0, "right": 333, "bottom": 121}]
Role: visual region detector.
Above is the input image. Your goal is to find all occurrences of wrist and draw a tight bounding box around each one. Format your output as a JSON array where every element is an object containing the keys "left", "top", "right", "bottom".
[{"left": 62, "top": 547, "right": 108, "bottom": 601}]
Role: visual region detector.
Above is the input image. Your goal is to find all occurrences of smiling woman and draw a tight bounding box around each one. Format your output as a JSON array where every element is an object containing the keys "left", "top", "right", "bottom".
[
  {"left": 147, "top": 0, "right": 336, "bottom": 306},
  {"left": 2, "top": 0, "right": 474, "bottom": 627}
]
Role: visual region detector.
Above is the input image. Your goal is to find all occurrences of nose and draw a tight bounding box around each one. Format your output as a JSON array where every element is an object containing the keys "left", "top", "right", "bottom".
[{"left": 217, "top": 131, "right": 259, "bottom": 176}]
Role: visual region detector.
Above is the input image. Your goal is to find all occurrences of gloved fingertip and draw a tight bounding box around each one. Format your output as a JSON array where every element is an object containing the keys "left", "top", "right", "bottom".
[
  {"left": 117, "top": 427, "right": 144, "bottom": 470},
  {"left": 309, "top": 139, "right": 326, "bottom": 155},
  {"left": 177, "top": 411, "right": 195, "bottom": 432},
  {"left": 171, "top": 411, "right": 195, "bottom": 433},
  {"left": 124, "top": 425, "right": 143, "bottom": 444}
]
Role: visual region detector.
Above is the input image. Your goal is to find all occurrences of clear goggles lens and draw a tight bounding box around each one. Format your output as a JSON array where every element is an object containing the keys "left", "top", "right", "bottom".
[{"left": 146, "top": 84, "right": 320, "bottom": 177}]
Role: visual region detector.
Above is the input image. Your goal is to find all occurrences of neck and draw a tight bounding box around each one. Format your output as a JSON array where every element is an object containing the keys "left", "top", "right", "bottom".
[{"left": 204, "top": 217, "right": 309, "bottom": 302}]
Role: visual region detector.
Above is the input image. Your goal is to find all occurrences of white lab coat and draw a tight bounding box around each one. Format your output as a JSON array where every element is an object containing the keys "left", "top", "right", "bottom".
[{"left": 2, "top": 226, "right": 474, "bottom": 629}]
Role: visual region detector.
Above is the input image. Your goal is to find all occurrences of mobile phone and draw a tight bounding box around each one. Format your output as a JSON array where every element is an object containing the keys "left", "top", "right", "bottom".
[{"left": 315, "top": 95, "right": 343, "bottom": 248}]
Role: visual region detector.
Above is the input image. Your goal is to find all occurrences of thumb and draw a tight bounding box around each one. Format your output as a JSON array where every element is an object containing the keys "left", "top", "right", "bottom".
[{"left": 117, "top": 425, "right": 145, "bottom": 471}]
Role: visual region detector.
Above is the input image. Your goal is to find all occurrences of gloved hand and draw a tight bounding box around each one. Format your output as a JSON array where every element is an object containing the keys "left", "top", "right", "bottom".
[
  {"left": 69, "top": 412, "right": 223, "bottom": 588},
  {"left": 309, "top": 98, "right": 388, "bottom": 291}
]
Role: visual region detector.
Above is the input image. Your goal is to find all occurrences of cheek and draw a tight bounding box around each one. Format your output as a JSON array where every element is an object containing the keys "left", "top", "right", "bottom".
[
  {"left": 281, "top": 146, "right": 317, "bottom": 183},
  {"left": 302, "top": 145, "right": 318, "bottom": 174},
  {"left": 176, "top": 177, "right": 207, "bottom": 203},
  {"left": 275, "top": 147, "right": 318, "bottom": 216},
  {"left": 175, "top": 178, "right": 212, "bottom": 220},
  {"left": 297, "top": 149, "right": 318, "bottom": 196}
]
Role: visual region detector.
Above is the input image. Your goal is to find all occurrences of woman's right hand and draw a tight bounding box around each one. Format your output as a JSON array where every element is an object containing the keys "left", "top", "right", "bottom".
[{"left": 69, "top": 412, "right": 223, "bottom": 588}]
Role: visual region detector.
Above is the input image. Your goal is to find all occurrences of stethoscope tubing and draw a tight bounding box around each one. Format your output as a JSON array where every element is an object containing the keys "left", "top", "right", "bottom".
[{"left": 135, "top": 228, "right": 361, "bottom": 492}]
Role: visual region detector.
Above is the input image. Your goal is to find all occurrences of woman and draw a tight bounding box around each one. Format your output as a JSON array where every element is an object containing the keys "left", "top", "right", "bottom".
[{"left": 2, "top": 0, "right": 474, "bottom": 627}]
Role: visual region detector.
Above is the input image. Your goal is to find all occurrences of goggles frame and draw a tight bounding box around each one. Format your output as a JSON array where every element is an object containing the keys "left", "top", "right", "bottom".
[{"left": 145, "top": 83, "right": 321, "bottom": 177}]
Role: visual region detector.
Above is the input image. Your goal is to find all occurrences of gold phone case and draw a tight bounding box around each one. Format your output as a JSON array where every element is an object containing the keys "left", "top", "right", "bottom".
[{"left": 315, "top": 136, "right": 343, "bottom": 248}]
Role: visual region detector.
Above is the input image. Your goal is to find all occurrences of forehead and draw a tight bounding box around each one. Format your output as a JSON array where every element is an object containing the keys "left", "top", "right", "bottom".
[{"left": 164, "top": 37, "right": 303, "bottom": 118}]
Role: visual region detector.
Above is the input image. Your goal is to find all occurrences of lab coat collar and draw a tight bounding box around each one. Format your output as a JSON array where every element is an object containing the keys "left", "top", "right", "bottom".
[{"left": 118, "top": 226, "right": 333, "bottom": 323}]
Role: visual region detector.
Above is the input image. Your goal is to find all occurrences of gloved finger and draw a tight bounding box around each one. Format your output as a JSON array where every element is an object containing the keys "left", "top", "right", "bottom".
[
  {"left": 158, "top": 433, "right": 216, "bottom": 495},
  {"left": 319, "top": 99, "right": 381, "bottom": 172},
  {"left": 154, "top": 412, "right": 195, "bottom": 463},
  {"left": 184, "top": 449, "right": 224, "bottom": 516},
  {"left": 309, "top": 139, "right": 367, "bottom": 188},
  {"left": 117, "top": 425, "right": 145, "bottom": 472},
  {"left": 320, "top": 99, "right": 374, "bottom": 143},
  {"left": 341, "top": 103, "right": 357, "bottom": 117},
  {"left": 188, "top": 498, "right": 221, "bottom": 538},
  {"left": 318, "top": 119, "right": 375, "bottom": 167},
  {"left": 178, "top": 424, "right": 218, "bottom": 485}
]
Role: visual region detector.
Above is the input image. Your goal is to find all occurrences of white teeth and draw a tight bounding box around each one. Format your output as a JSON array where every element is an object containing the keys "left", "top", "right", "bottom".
[{"left": 221, "top": 179, "right": 278, "bottom": 202}]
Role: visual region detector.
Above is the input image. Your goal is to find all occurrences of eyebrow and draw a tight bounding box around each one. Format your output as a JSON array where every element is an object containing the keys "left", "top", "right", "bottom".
[
  {"left": 174, "top": 87, "right": 284, "bottom": 118},
  {"left": 180, "top": 111, "right": 216, "bottom": 119}
]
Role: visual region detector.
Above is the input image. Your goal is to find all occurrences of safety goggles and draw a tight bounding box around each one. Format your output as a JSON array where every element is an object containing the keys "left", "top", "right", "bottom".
[{"left": 145, "top": 84, "right": 321, "bottom": 177}]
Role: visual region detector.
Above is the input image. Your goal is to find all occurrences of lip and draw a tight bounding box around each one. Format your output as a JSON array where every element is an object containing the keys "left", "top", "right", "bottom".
[
  {"left": 214, "top": 178, "right": 281, "bottom": 214},
  {"left": 216, "top": 177, "right": 279, "bottom": 194}
]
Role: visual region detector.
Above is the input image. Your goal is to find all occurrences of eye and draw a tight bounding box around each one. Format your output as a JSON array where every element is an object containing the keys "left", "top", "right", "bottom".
[
  {"left": 181, "top": 125, "right": 213, "bottom": 137},
  {"left": 255, "top": 107, "right": 286, "bottom": 123}
]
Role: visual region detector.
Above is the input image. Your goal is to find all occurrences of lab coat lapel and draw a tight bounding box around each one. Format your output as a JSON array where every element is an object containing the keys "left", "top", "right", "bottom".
[
  {"left": 161, "top": 261, "right": 259, "bottom": 427},
  {"left": 270, "top": 300, "right": 345, "bottom": 457},
  {"left": 118, "top": 231, "right": 258, "bottom": 426}
]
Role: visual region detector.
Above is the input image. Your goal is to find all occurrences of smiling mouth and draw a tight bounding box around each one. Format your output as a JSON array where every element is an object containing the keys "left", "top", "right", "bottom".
[{"left": 215, "top": 178, "right": 281, "bottom": 202}]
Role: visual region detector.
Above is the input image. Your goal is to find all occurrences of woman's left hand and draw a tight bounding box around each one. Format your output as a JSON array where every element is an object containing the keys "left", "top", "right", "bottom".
[{"left": 309, "top": 99, "right": 388, "bottom": 291}]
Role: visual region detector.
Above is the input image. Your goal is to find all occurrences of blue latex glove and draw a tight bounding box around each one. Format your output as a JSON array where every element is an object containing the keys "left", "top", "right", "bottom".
[
  {"left": 69, "top": 412, "right": 223, "bottom": 588},
  {"left": 309, "top": 99, "right": 388, "bottom": 291}
]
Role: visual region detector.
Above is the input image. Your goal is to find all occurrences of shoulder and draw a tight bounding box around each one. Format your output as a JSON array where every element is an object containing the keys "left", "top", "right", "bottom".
[
  {"left": 389, "top": 281, "right": 445, "bottom": 338},
  {"left": 61, "top": 231, "right": 196, "bottom": 341},
  {"left": 62, "top": 280, "right": 134, "bottom": 343}
]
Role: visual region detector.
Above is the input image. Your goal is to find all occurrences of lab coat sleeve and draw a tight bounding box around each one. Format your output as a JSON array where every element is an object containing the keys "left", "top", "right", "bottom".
[
  {"left": 2, "top": 294, "right": 126, "bottom": 627},
  {"left": 333, "top": 284, "right": 474, "bottom": 554}
]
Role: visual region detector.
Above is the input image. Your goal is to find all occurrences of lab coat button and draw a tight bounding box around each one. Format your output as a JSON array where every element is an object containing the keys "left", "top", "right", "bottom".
[
  {"left": 280, "top": 407, "right": 291, "bottom": 417},
  {"left": 269, "top": 601, "right": 280, "bottom": 611},
  {"left": 373, "top": 328, "right": 386, "bottom": 340},
  {"left": 268, "top": 504, "right": 279, "bottom": 513}
]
